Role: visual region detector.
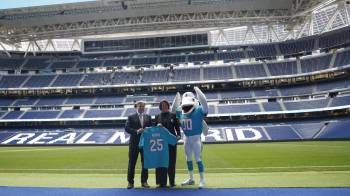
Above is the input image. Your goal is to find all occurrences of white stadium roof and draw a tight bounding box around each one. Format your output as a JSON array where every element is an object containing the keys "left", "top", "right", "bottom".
[{"left": 0, "top": 0, "right": 349, "bottom": 52}]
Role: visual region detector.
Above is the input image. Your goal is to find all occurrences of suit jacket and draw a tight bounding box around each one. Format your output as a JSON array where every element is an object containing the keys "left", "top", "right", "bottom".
[
  {"left": 155, "top": 112, "right": 181, "bottom": 137},
  {"left": 125, "top": 112, "right": 152, "bottom": 147}
]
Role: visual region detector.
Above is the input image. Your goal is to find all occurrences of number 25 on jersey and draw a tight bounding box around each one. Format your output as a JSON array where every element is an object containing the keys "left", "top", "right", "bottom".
[{"left": 150, "top": 139, "right": 163, "bottom": 152}]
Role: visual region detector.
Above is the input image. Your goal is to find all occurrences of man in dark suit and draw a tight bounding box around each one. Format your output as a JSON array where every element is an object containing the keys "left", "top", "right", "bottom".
[{"left": 125, "top": 100, "right": 152, "bottom": 189}]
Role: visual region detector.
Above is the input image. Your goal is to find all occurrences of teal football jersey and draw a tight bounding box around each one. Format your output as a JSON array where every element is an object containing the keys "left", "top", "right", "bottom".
[
  {"left": 176, "top": 105, "right": 205, "bottom": 136},
  {"left": 139, "top": 126, "right": 177, "bottom": 169}
]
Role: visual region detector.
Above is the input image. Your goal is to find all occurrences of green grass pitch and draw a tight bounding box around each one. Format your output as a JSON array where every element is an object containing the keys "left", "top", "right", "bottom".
[{"left": 0, "top": 141, "right": 349, "bottom": 188}]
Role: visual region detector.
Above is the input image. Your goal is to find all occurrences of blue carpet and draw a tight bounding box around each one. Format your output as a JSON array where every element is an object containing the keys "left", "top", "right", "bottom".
[{"left": 0, "top": 187, "right": 349, "bottom": 196}]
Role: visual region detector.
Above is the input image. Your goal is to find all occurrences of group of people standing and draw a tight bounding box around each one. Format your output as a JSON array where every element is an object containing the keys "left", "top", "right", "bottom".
[{"left": 125, "top": 87, "right": 208, "bottom": 189}]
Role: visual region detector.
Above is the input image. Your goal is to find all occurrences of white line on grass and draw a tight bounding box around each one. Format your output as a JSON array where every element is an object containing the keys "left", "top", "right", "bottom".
[
  {"left": 271, "top": 143, "right": 350, "bottom": 149},
  {"left": 0, "top": 146, "right": 113, "bottom": 153},
  {"left": 0, "top": 147, "right": 78, "bottom": 153},
  {"left": 1, "top": 165, "right": 350, "bottom": 172}
]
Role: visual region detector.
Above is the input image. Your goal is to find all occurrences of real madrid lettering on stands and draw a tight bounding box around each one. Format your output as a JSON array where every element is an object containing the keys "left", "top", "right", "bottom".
[{"left": 0, "top": 127, "right": 271, "bottom": 145}]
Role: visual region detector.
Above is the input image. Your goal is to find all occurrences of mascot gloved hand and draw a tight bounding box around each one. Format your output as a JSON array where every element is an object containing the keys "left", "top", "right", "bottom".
[{"left": 171, "top": 86, "right": 208, "bottom": 188}]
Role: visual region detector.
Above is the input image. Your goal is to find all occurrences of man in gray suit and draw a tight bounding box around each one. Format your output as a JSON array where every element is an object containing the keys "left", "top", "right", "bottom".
[{"left": 125, "top": 100, "right": 152, "bottom": 189}]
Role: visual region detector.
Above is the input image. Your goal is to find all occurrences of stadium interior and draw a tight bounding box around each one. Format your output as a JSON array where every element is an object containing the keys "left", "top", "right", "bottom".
[
  {"left": 0, "top": 0, "right": 349, "bottom": 193},
  {"left": 1, "top": 2, "right": 350, "bottom": 144}
]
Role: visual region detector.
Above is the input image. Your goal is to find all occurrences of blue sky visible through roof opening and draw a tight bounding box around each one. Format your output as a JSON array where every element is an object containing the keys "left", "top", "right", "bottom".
[{"left": 0, "top": 0, "right": 94, "bottom": 10}]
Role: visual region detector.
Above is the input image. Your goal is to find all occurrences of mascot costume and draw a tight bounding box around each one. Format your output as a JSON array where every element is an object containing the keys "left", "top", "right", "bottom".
[{"left": 171, "top": 86, "right": 208, "bottom": 188}]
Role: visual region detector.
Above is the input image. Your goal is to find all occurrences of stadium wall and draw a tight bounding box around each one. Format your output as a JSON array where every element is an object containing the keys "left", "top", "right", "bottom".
[{"left": 1, "top": 119, "right": 349, "bottom": 146}]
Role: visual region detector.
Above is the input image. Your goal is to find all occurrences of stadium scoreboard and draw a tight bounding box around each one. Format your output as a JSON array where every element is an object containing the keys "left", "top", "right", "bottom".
[{"left": 82, "top": 33, "right": 208, "bottom": 53}]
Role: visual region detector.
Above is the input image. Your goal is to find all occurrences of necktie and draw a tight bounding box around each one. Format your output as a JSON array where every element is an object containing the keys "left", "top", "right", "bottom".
[{"left": 139, "top": 114, "right": 144, "bottom": 128}]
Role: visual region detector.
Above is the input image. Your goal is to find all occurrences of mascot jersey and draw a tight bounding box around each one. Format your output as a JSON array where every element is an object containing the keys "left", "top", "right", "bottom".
[{"left": 176, "top": 105, "right": 204, "bottom": 137}]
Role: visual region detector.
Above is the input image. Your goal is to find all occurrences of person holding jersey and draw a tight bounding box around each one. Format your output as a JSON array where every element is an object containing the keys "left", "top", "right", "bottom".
[
  {"left": 125, "top": 100, "right": 152, "bottom": 189},
  {"left": 155, "top": 100, "right": 181, "bottom": 187},
  {"left": 138, "top": 125, "right": 177, "bottom": 188}
]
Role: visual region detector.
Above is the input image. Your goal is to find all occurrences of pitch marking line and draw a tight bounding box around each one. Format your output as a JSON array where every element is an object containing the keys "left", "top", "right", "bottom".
[
  {"left": 1, "top": 165, "right": 350, "bottom": 172},
  {"left": 0, "top": 147, "right": 116, "bottom": 153}
]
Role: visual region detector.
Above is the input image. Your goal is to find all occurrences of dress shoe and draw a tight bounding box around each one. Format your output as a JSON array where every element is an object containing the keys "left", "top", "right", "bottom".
[
  {"left": 157, "top": 184, "right": 167, "bottom": 188},
  {"left": 141, "top": 182, "right": 150, "bottom": 188},
  {"left": 127, "top": 183, "right": 134, "bottom": 189}
]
